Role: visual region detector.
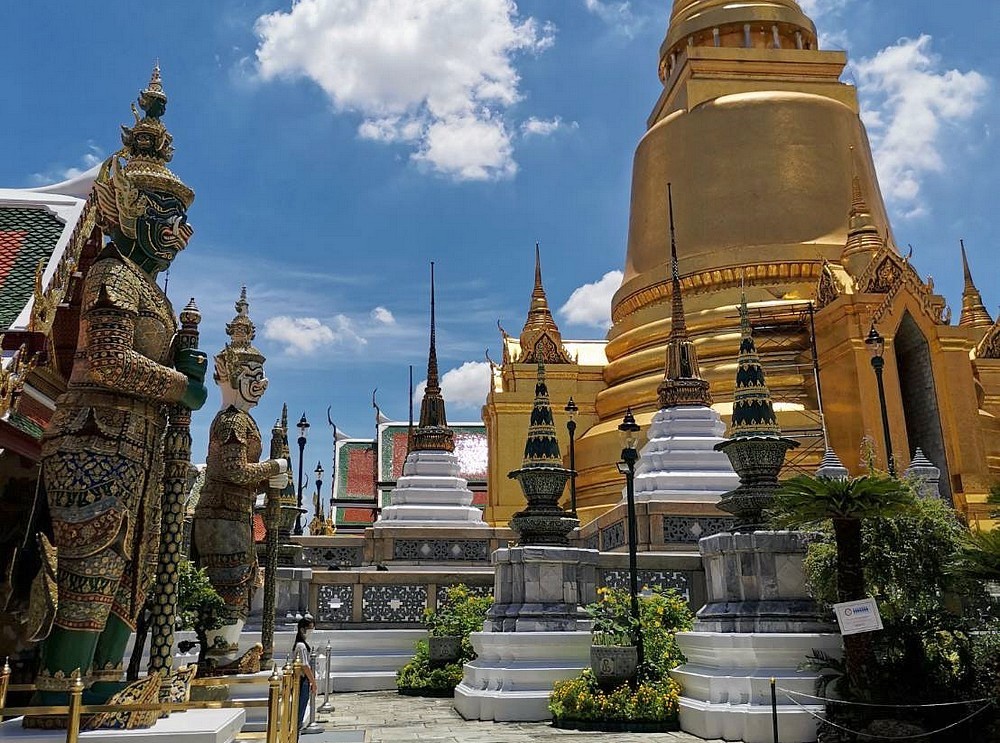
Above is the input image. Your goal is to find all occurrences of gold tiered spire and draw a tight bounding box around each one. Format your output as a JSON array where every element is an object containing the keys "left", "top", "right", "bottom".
[
  {"left": 412, "top": 262, "right": 454, "bottom": 452},
  {"left": 658, "top": 184, "right": 712, "bottom": 409},
  {"left": 729, "top": 291, "right": 781, "bottom": 439},
  {"left": 518, "top": 244, "right": 572, "bottom": 365},
  {"left": 841, "top": 153, "right": 884, "bottom": 277},
  {"left": 958, "top": 240, "right": 993, "bottom": 329}
]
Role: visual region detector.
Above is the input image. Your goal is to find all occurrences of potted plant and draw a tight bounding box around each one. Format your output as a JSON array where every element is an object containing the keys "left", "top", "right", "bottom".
[
  {"left": 587, "top": 587, "right": 639, "bottom": 686},
  {"left": 398, "top": 585, "right": 493, "bottom": 695}
]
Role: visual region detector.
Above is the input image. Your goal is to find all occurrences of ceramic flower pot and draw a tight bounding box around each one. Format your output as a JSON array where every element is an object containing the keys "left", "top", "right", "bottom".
[
  {"left": 427, "top": 635, "right": 463, "bottom": 667},
  {"left": 590, "top": 644, "right": 638, "bottom": 686}
]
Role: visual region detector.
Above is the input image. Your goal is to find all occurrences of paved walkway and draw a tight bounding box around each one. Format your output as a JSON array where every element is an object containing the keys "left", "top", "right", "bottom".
[{"left": 311, "top": 691, "right": 723, "bottom": 743}]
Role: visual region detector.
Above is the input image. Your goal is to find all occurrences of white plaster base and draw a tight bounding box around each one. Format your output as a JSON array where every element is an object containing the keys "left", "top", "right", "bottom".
[
  {"left": 0, "top": 710, "right": 245, "bottom": 743},
  {"left": 671, "top": 632, "right": 842, "bottom": 743},
  {"left": 630, "top": 406, "right": 739, "bottom": 504},
  {"left": 375, "top": 451, "right": 487, "bottom": 528},
  {"left": 454, "top": 631, "right": 590, "bottom": 722}
]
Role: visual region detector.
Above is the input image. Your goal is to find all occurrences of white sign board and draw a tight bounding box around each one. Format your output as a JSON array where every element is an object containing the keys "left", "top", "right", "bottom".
[{"left": 833, "top": 598, "right": 884, "bottom": 636}]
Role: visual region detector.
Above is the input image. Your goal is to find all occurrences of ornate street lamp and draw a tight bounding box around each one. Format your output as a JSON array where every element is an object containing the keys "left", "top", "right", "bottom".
[
  {"left": 314, "top": 461, "right": 325, "bottom": 521},
  {"left": 294, "top": 413, "right": 310, "bottom": 535},
  {"left": 564, "top": 397, "right": 579, "bottom": 517},
  {"left": 865, "top": 324, "right": 896, "bottom": 476},
  {"left": 616, "top": 407, "right": 644, "bottom": 673}
]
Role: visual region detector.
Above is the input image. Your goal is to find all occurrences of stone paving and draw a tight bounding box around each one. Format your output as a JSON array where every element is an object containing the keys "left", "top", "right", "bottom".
[{"left": 310, "top": 691, "right": 724, "bottom": 743}]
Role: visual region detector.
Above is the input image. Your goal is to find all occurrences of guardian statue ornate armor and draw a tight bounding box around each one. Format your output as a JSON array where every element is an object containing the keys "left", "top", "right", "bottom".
[{"left": 192, "top": 288, "right": 287, "bottom": 673}]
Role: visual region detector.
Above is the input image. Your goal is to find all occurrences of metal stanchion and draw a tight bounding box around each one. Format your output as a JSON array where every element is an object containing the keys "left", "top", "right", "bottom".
[
  {"left": 318, "top": 640, "right": 334, "bottom": 712},
  {"left": 65, "top": 672, "right": 84, "bottom": 743},
  {"left": 282, "top": 663, "right": 297, "bottom": 743},
  {"left": 770, "top": 676, "right": 779, "bottom": 743}
]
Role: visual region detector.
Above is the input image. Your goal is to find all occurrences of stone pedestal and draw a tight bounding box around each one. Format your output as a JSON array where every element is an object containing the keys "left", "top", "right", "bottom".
[
  {"left": 454, "top": 545, "right": 598, "bottom": 722},
  {"left": 632, "top": 406, "right": 739, "bottom": 504},
  {"left": 453, "top": 631, "right": 591, "bottom": 722},
  {"left": 488, "top": 546, "right": 598, "bottom": 632},
  {"left": 671, "top": 531, "right": 841, "bottom": 743},
  {"left": 375, "top": 450, "right": 487, "bottom": 527}
]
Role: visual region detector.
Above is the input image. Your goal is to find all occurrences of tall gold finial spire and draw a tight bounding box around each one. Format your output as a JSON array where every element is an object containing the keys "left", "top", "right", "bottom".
[
  {"left": 658, "top": 184, "right": 711, "bottom": 408},
  {"left": 958, "top": 240, "right": 993, "bottom": 329},
  {"left": 413, "top": 262, "right": 454, "bottom": 452},
  {"left": 841, "top": 149, "right": 883, "bottom": 277},
  {"left": 518, "top": 243, "right": 572, "bottom": 365}
]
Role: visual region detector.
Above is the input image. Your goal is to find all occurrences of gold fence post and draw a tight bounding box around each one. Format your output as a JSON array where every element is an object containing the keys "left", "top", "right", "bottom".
[
  {"left": 282, "top": 664, "right": 295, "bottom": 743},
  {"left": 266, "top": 663, "right": 281, "bottom": 743},
  {"left": 65, "top": 671, "right": 84, "bottom": 743},
  {"left": 0, "top": 657, "right": 10, "bottom": 709},
  {"left": 290, "top": 659, "right": 303, "bottom": 743}
]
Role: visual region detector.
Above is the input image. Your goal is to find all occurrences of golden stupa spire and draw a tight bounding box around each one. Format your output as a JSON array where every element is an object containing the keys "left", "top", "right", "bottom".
[
  {"left": 658, "top": 184, "right": 711, "bottom": 408},
  {"left": 958, "top": 240, "right": 993, "bottom": 329},
  {"left": 841, "top": 149, "right": 884, "bottom": 277},
  {"left": 518, "top": 244, "right": 572, "bottom": 365}
]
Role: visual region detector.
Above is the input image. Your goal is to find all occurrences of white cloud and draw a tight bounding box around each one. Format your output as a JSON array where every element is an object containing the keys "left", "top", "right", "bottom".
[
  {"left": 582, "top": 0, "right": 645, "bottom": 37},
  {"left": 414, "top": 361, "right": 491, "bottom": 411},
  {"left": 263, "top": 315, "right": 366, "bottom": 355},
  {"left": 371, "top": 306, "right": 395, "bottom": 325},
  {"left": 559, "top": 270, "right": 622, "bottom": 330},
  {"left": 854, "top": 35, "right": 988, "bottom": 218},
  {"left": 30, "top": 145, "right": 104, "bottom": 185},
  {"left": 797, "top": 0, "right": 847, "bottom": 19},
  {"left": 521, "top": 116, "right": 577, "bottom": 137},
  {"left": 254, "top": 0, "right": 555, "bottom": 181}
]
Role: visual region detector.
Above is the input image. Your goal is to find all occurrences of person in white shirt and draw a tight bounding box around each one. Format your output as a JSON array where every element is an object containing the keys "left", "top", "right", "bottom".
[{"left": 292, "top": 616, "right": 317, "bottom": 730}]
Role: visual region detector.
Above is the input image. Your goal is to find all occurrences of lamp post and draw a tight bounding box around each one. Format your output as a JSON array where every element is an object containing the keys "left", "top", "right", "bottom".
[
  {"left": 315, "top": 461, "right": 325, "bottom": 522},
  {"left": 865, "top": 325, "right": 896, "bottom": 477},
  {"left": 616, "top": 407, "right": 644, "bottom": 673},
  {"left": 294, "top": 413, "right": 310, "bottom": 535},
  {"left": 564, "top": 397, "right": 579, "bottom": 517}
]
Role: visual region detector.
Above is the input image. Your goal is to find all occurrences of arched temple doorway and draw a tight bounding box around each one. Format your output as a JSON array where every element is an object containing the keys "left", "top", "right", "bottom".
[{"left": 894, "top": 312, "right": 952, "bottom": 504}]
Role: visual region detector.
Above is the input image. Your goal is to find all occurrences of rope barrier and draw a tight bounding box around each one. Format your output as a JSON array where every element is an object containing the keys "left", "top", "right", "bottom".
[
  {"left": 782, "top": 691, "right": 995, "bottom": 740},
  {"left": 776, "top": 686, "right": 995, "bottom": 709}
]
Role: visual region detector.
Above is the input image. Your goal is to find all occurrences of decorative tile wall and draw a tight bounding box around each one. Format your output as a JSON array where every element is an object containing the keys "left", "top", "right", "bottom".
[
  {"left": 393, "top": 539, "right": 489, "bottom": 562},
  {"left": 662, "top": 516, "right": 734, "bottom": 544},
  {"left": 600, "top": 521, "right": 625, "bottom": 551},
  {"left": 602, "top": 569, "right": 690, "bottom": 601},
  {"left": 362, "top": 584, "right": 427, "bottom": 623},
  {"left": 302, "top": 546, "right": 365, "bottom": 568},
  {"left": 316, "top": 584, "right": 354, "bottom": 623}
]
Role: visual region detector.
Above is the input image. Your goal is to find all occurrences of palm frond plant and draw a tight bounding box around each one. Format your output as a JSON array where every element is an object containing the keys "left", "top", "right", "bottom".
[{"left": 771, "top": 474, "right": 916, "bottom": 697}]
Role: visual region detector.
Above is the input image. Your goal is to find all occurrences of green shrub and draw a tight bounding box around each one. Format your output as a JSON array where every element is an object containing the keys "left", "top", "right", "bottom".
[
  {"left": 549, "top": 588, "right": 692, "bottom": 727},
  {"left": 549, "top": 669, "right": 682, "bottom": 725},
  {"left": 395, "top": 640, "right": 463, "bottom": 692},
  {"left": 585, "top": 587, "right": 692, "bottom": 678},
  {"left": 396, "top": 584, "right": 492, "bottom": 694}
]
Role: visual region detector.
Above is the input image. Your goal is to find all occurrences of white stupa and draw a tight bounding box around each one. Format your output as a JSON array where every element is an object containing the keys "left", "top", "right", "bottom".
[
  {"left": 374, "top": 264, "right": 487, "bottom": 528},
  {"left": 630, "top": 186, "right": 739, "bottom": 504}
]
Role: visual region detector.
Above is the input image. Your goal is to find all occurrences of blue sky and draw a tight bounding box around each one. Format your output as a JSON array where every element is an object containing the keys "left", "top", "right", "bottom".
[{"left": 2, "top": 0, "right": 997, "bottom": 473}]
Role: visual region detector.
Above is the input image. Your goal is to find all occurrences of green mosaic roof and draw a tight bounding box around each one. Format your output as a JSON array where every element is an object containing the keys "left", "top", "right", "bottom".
[
  {"left": 8, "top": 410, "right": 44, "bottom": 439},
  {"left": 0, "top": 206, "right": 67, "bottom": 331}
]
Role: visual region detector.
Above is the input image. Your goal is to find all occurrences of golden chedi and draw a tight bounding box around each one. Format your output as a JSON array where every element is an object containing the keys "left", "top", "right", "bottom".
[{"left": 557, "top": 0, "right": 997, "bottom": 527}]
